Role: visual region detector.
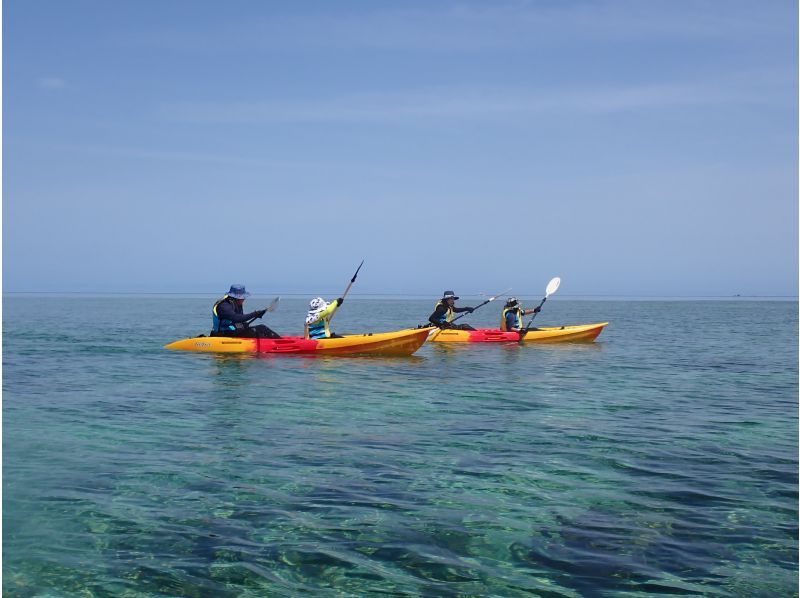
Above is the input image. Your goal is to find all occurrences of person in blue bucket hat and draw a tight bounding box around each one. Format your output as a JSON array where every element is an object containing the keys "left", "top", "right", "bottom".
[{"left": 211, "top": 284, "right": 280, "bottom": 338}]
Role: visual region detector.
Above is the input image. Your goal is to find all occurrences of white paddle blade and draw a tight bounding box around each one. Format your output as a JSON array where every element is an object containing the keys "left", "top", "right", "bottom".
[
  {"left": 545, "top": 277, "right": 561, "bottom": 298},
  {"left": 489, "top": 287, "right": 513, "bottom": 301},
  {"left": 266, "top": 296, "right": 280, "bottom": 312}
]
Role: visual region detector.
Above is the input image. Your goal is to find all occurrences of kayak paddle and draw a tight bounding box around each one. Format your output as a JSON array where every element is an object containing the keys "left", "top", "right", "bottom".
[
  {"left": 450, "top": 287, "right": 513, "bottom": 323},
  {"left": 264, "top": 296, "right": 281, "bottom": 312},
  {"left": 246, "top": 296, "right": 280, "bottom": 324},
  {"left": 328, "top": 260, "right": 364, "bottom": 324},
  {"left": 518, "top": 277, "right": 560, "bottom": 343}
]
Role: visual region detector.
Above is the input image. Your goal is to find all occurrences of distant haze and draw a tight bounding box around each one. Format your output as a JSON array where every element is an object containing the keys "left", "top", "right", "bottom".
[{"left": 4, "top": 1, "right": 797, "bottom": 297}]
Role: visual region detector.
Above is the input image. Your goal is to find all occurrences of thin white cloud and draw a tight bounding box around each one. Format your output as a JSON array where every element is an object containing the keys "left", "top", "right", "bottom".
[
  {"left": 57, "top": 144, "right": 272, "bottom": 165},
  {"left": 124, "top": 1, "right": 788, "bottom": 53},
  {"left": 37, "top": 77, "right": 66, "bottom": 90},
  {"left": 158, "top": 76, "right": 791, "bottom": 125},
  {"left": 46, "top": 143, "right": 342, "bottom": 170}
]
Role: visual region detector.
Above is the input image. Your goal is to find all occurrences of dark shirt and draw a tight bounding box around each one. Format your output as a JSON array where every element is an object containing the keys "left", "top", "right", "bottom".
[
  {"left": 216, "top": 298, "right": 259, "bottom": 326},
  {"left": 428, "top": 302, "right": 471, "bottom": 325}
]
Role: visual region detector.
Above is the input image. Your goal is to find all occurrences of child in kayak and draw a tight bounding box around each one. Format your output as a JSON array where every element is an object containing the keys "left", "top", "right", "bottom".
[
  {"left": 428, "top": 291, "right": 476, "bottom": 330},
  {"left": 305, "top": 297, "right": 344, "bottom": 339},
  {"left": 211, "top": 284, "right": 281, "bottom": 338},
  {"left": 500, "top": 297, "right": 540, "bottom": 332}
]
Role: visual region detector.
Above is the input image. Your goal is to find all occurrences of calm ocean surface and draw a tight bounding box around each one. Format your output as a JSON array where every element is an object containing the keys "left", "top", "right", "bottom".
[{"left": 3, "top": 296, "right": 798, "bottom": 596}]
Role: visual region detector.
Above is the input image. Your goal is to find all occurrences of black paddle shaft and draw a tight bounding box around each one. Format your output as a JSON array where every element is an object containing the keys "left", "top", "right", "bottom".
[
  {"left": 341, "top": 260, "right": 365, "bottom": 300},
  {"left": 450, "top": 288, "right": 512, "bottom": 323},
  {"left": 350, "top": 260, "right": 364, "bottom": 283},
  {"left": 519, "top": 296, "right": 548, "bottom": 341},
  {"left": 450, "top": 298, "right": 491, "bottom": 323},
  {"left": 329, "top": 260, "right": 364, "bottom": 325}
]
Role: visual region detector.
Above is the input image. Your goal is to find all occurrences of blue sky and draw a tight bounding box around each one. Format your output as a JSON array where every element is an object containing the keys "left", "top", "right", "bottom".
[{"left": 4, "top": 0, "right": 797, "bottom": 296}]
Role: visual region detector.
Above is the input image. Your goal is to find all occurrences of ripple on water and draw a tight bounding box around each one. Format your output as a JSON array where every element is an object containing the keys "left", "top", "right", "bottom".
[{"left": 3, "top": 298, "right": 798, "bottom": 595}]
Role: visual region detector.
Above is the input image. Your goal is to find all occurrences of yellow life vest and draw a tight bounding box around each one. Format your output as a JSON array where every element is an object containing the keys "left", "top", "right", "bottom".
[{"left": 432, "top": 301, "right": 454, "bottom": 323}]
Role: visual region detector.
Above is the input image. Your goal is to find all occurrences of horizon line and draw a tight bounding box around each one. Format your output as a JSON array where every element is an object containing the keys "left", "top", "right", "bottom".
[{"left": 2, "top": 291, "right": 797, "bottom": 299}]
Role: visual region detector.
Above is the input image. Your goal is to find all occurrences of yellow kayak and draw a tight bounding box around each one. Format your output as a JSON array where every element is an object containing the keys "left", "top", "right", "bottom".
[
  {"left": 165, "top": 327, "right": 431, "bottom": 356},
  {"left": 428, "top": 322, "right": 608, "bottom": 343}
]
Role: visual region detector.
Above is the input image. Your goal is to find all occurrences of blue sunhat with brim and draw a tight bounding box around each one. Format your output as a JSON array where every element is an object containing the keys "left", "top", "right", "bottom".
[
  {"left": 442, "top": 290, "right": 459, "bottom": 300},
  {"left": 227, "top": 284, "right": 251, "bottom": 299}
]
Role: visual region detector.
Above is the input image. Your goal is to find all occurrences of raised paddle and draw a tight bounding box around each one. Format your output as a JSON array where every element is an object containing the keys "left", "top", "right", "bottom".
[
  {"left": 450, "top": 287, "right": 513, "bottom": 324},
  {"left": 245, "top": 296, "right": 280, "bottom": 325},
  {"left": 328, "top": 260, "right": 364, "bottom": 324},
  {"left": 518, "top": 277, "right": 561, "bottom": 343}
]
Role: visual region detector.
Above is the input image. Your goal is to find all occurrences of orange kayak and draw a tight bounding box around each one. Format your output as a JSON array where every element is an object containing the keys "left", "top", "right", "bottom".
[
  {"left": 428, "top": 322, "right": 608, "bottom": 343},
  {"left": 165, "top": 327, "right": 431, "bottom": 356}
]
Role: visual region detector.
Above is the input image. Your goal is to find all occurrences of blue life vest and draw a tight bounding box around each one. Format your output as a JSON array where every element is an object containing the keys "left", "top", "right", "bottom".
[
  {"left": 212, "top": 297, "right": 237, "bottom": 332},
  {"left": 501, "top": 306, "right": 524, "bottom": 331},
  {"left": 306, "top": 301, "right": 338, "bottom": 339},
  {"left": 308, "top": 320, "right": 327, "bottom": 339}
]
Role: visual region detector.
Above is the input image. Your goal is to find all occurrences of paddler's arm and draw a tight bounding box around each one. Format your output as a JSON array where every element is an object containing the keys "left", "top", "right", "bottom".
[
  {"left": 319, "top": 298, "right": 342, "bottom": 321},
  {"left": 305, "top": 299, "right": 341, "bottom": 330},
  {"left": 303, "top": 299, "right": 341, "bottom": 339},
  {"left": 216, "top": 301, "right": 259, "bottom": 324},
  {"left": 453, "top": 306, "right": 474, "bottom": 313}
]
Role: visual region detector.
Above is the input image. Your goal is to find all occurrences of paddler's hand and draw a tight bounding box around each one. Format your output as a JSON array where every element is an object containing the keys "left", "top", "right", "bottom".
[
  {"left": 464, "top": 307, "right": 474, "bottom": 313},
  {"left": 255, "top": 309, "right": 267, "bottom": 319},
  {"left": 336, "top": 297, "right": 343, "bottom": 306},
  {"left": 533, "top": 306, "right": 541, "bottom": 313}
]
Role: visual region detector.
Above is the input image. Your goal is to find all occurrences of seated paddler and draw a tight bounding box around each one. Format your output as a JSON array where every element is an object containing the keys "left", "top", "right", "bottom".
[
  {"left": 500, "top": 297, "right": 541, "bottom": 332},
  {"left": 428, "top": 290, "right": 475, "bottom": 330},
  {"left": 211, "top": 284, "right": 280, "bottom": 338},
  {"left": 305, "top": 297, "right": 344, "bottom": 339}
]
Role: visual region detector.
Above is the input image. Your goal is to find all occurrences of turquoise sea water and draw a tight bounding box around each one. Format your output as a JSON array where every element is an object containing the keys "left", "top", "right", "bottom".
[{"left": 3, "top": 297, "right": 798, "bottom": 596}]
